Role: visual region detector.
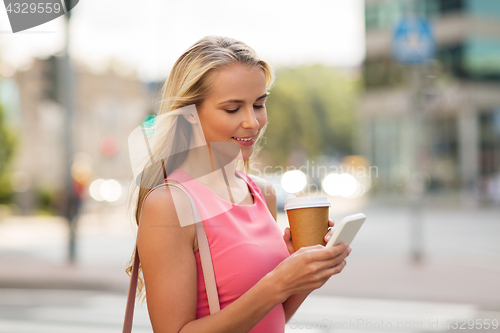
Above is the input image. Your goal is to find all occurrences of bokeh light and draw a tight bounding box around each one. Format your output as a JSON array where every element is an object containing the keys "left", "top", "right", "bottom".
[
  {"left": 281, "top": 170, "right": 307, "bottom": 193},
  {"left": 322, "top": 173, "right": 358, "bottom": 197},
  {"left": 89, "top": 179, "right": 123, "bottom": 202},
  {"left": 89, "top": 179, "right": 105, "bottom": 201},
  {"left": 99, "top": 136, "right": 120, "bottom": 157}
]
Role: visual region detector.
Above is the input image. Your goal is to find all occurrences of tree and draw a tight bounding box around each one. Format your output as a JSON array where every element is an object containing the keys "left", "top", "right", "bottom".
[
  {"left": 262, "top": 64, "right": 359, "bottom": 166},
  {"left": 0, "top": 101, "right": 16, "bottom": 203}
]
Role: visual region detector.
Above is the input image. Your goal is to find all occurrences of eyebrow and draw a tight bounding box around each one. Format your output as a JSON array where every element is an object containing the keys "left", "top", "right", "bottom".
[{"left": 218, "top": 93, "right": 269, "bottom": 105}]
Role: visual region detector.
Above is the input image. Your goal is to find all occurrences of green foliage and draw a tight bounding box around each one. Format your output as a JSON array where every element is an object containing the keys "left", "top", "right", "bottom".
[
  {"left": 0, "top": 102, "right": 17, "bottom": 203},
  {"left": 34, "top": 186, "right": 58, "bottom": 216},
  {"left": 263, "top": 65, "right": 359, "bottom": 166}
]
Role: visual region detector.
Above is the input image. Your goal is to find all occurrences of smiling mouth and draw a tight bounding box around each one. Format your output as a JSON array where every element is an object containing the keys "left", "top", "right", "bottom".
[{"left": 232, "top": 136, "right": 254, "bottom": 142}]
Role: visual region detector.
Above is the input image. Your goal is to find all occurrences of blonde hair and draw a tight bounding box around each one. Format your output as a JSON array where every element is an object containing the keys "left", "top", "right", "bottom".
[{"left": 126, "top": 36, "right": 275, "bottom": 300}]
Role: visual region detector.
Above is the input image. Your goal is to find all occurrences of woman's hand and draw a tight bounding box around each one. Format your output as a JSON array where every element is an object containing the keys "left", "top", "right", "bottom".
[
  {"left": 283, "top": 219, "right": 336, "bottom": 255},
  {"left": 270, "top": 240, "right": 351, "bottom": 303}
]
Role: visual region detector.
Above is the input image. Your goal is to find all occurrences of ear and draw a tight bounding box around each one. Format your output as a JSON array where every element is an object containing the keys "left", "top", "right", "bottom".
[{"left": 182, "top": 112, "right": 198, "bottom": 124}]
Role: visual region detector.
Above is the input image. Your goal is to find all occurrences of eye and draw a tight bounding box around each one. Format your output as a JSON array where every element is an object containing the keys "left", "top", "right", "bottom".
[
  {"left": 225, "top": 108, "right": 239, "bottom": 113},
  {"left": 253, "top": 105, "right": 265, "bottom": 109}
]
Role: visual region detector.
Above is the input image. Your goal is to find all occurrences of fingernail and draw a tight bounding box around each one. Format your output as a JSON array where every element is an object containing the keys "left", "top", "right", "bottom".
[
  {"left": 326, "top": 234, "right": 331, "bottom": 241},
  {"left": 348, "top": 246, "right": 352, "bottom": 253}
]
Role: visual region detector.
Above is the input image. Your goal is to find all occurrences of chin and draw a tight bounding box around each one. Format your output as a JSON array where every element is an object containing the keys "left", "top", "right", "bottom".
[{"left": 241, "top": 150, "right": 254, "bottom": 160}]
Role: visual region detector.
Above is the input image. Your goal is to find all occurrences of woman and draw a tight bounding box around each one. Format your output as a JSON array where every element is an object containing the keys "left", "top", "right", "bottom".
[{"left": 128, "top": 36, "right": 351, "bottom": 333}]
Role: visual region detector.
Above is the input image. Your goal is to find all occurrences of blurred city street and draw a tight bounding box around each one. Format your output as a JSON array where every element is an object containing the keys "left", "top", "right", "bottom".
[
  {"left": 1, "top": 0, "right": 500, "bottom": 332},
  {"left": 1, "top": 197, "right": 499, "bottom": 332}
]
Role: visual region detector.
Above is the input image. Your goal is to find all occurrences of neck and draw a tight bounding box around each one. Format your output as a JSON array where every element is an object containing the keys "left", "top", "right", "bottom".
[{"left": 177, "top": 125, "right": 240, "bottom": 188}]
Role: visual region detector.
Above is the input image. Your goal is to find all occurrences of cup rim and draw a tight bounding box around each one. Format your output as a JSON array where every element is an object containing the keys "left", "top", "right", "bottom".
[{"left": 284, "top": 196, "right": 331, "bottom": 210}]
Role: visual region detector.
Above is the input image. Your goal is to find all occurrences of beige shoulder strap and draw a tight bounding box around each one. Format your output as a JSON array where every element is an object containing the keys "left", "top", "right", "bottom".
[{"left": 122, "top": 180, "right": 220, "bottom": 333}]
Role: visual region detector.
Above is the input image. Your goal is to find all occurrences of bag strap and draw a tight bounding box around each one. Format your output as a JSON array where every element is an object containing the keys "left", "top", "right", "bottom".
[
  {"left": 122, "top": 180, "right": 220, "bottom": 333},
  {"left": 123, "top": 245, "right": 140, "bottom": 333}
]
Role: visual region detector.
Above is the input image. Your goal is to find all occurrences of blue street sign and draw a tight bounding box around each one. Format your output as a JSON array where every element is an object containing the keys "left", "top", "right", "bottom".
[{"left": 392, "top": 17, "right": 435, "bottom": 64}]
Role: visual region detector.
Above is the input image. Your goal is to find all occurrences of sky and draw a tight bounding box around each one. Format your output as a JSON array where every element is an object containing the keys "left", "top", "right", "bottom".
[{"left": 0, "top": 0, "right": 365, "bottom": 81}]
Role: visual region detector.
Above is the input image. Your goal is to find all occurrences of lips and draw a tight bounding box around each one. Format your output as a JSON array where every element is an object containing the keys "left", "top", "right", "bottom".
[
  {"left": 232, "top": 136, "right": 254, "bottom": 141},
  {"left": 231, "top": 136, "right": 255, "bottom": 146}
]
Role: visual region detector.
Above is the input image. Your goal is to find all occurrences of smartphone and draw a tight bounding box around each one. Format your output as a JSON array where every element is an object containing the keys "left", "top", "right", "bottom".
[{"left": 325, "top": 213, "right": 366, "bottom": 248}]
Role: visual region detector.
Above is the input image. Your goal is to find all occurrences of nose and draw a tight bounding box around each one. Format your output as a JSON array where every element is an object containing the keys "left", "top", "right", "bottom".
[{"left": 241, "top": 106, "right": 260, "bottom": 130}]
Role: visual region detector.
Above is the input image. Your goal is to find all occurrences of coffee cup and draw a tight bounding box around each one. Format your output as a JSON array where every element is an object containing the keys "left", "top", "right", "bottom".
[{"left": 284, "top": 195, "right": 331, "bottom": 251}]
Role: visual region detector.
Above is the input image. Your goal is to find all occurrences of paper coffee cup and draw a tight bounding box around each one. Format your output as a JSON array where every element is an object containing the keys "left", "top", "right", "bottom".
[{"left": 284, "top": 195, "right": 331, "bottom": 250}]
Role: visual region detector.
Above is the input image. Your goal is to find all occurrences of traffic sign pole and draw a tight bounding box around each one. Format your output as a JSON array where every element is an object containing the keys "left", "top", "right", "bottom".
[
  {"left": 62, "top": 1, "right": 77, "bottom": 263},
  {"left": 408, "top": 65, "right": 425, "bottom": 264},
  {"left": 392, "top": 16, "right": 435, "bottom": 264}
]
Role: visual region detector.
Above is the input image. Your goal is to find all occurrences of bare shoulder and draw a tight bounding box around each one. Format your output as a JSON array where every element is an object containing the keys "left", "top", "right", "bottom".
[
  {"left": 139, "top": 185, "right": 194, "bottom": 228},
  {"left": 138, "top": 185, "right": 197, "bottom": 250},
  {"left": 247, "top": 174, "right": 277, "bottom": 221}
]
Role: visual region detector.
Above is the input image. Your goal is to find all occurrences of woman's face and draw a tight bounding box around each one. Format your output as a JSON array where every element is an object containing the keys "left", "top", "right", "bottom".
[{"left": 197, "top": 63, "right": 268, "bottom": 160}]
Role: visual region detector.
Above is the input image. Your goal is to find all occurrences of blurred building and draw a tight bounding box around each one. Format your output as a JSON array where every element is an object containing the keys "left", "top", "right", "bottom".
[
  {"left": 359, "top": 0, "right": 500, "bottom": 203},
  {"left": 9, "top": 57, "right": 153, "bottom": 213}
]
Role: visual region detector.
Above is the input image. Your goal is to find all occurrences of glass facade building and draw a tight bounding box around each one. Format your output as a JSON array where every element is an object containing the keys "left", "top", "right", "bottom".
[{"left": 361, "top": 0, "right": 500, "bottom": 202}]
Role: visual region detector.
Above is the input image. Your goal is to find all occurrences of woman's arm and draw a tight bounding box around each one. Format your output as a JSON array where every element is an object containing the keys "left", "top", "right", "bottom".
[
  {"left": 282, "top": 292, "right": 311, "bottom": 323},
  {"left": 248, "top": 175, "right": 315, "bottom": 322},
  {"left": 280, "top": 219, "right": 337, "bottom": 323},
  {"left": 249, "top": 175, "right": 343, "bottom": 323}
]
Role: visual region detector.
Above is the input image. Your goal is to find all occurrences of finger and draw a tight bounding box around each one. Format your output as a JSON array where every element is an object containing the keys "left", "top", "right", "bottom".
[
  {"left": 303, "top": 243, "right": 347, "bottom": 261},
  {"left": 324, "top": 242, "right": 349, "bottom": 260},
  {"left": 319, "top": 243, "right": 351, "bottom": 269},
  {"left": 320, "top": 250, "right": 349, "bottom": 269},
  {"left": 284, "top": 227, "right": 292, "bottom": 240},
  {"left": 295, "top": 244, "right": 324, "bottom": 255},
  {"left": 324, "top": 228, "right": 334, "bottom": 242},
  {"left": 317, "top": 260, "right": 347, "bottom": 281},
  {"left": 325, "top": 220, "right": 335, "bottom": 242},
  {"left": 330, "top": 260, "right": 347, "bottom": 274}
]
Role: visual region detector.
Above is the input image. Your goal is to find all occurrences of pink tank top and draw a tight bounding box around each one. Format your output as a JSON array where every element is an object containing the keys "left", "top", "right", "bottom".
[{"left": 167, "top": 168, "right": 290, "bottom": 332}]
